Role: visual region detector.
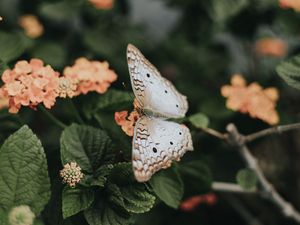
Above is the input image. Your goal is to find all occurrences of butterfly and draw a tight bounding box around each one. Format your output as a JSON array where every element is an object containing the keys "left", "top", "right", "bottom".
[{"left": 127, "top": 44, "right": 194, "bottom": 182}]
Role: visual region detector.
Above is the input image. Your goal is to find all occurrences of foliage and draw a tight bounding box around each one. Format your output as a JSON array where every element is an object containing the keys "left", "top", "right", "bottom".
[{"left": 1, "top": 0, "right": 300, "bottom": 225}]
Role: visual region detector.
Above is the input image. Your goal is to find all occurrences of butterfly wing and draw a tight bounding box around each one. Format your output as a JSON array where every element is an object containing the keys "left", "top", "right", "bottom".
[
  {"left": 132, "top": 116, "right": 193, "bottom": 182},
  {"left": 127, "top": 44, "right": 188, "bottom": 118}
]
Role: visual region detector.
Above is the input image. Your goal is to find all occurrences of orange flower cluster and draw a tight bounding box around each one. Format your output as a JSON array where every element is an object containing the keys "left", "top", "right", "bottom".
[
  {"left": 88, "top": 0, "right": 114, "bottom": 9},
  {"left": 180, "top": 193, "right": 217, "bottom": 211},
  {"left": 0, "top": 59, "right": 60, "bottom": 113},
  {"left": 64, "top": 58, "right": 117, "bottom": 95},
  {"left": 221, "top": 75, "right": 279, "bottom": 125},
  {"left": 255, "top": 38, "right": 287, "bottom": 57},
  {"left": 0, "top": 57, "right": 116, "bottom": 113},
  {"left": 0, "top": 89, "right": 8, "bottom": 110},
  {"left": 19, "top": 15, "right": 44, "bottom": 38},
  {"left": 115, "top": 110, "right": 140, "bottom": 136},
  {"left": 279, "top": 0, "right": 300, "bottom": 11}
]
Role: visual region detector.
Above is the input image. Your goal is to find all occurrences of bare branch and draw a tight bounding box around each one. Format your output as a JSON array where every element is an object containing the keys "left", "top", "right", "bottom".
[
  {"left": 244, "top": 122, "right": 300, "bottom": 142},
  {"left": 226, "top": 123, "right": 300, "bottom": 223},
  {"left": 212, "top": 182, "right": 256, "bottom": 193},
  {"left": 200, "top": 127, "right": 228, "bottom": 140}
]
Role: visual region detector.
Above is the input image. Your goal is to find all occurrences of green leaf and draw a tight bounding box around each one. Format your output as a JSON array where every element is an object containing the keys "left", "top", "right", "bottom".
[
  {"left": 150, "top": 166, "right": 183, "bottom": 208},
  {"left": 108, "top": 163, "right": 136, "bottom": 186},
  {"left": 276, "top": 55, "right": 300, "bottom": 90},
  {"left": 39, "top": 0, "right": 84, "bottom": 21},
  {"left": 209, "top": 0, "right": 249, "bottom": 22},
  {"left": 189, "top": 113, "right": 209, "bottom": 128},
  {"left": 178, "top": 160, "right": 212, "bottom": 194},
  {"left": 31, "top": 42, "right": 66, "bottom": 68},
  {"left": 236, "top": 168, "right": 257, "bottom": 190},
  {"left": 0, "top": 126, "right": 50, "bottom": 215},
  {"left": 0, "top": 31, "right": 26, "bottom": 62},
  {"left": 60, "top": 124, "right": 115, "bottom": 174},
  {"left": 0, "top": 60, "right": 8, "bottom": 76},
  {"left": 84, "top": 203, "right": 131, "bottom": 225},
  {"left": 120, "top": 185, "right": 155, "bottom": 213},
  {"left": 108, "top": 163, "right": 156, "bottom": 213},
  {"left": 83, "top": 90, "right": 133, "bottom": 119},
  {"left": 62, "top": 187, "right": 95, "bottom": 219},
  {"left": 90, "top": 164, "right": 114, "bottom": 187}
]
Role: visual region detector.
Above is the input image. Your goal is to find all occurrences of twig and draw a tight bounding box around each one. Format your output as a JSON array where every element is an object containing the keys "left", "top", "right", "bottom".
[
  {"left": 244, "top": 122, "right": 300, "bottom": 142},
  {"left": 213, "top": 182, "right": 256, "bottom": 193},
  {"left": 200, "top": 127, "right": 228, "bottom": 140},
  {"left": 226, "top": 123, "right": 300, "bottom": 223}
]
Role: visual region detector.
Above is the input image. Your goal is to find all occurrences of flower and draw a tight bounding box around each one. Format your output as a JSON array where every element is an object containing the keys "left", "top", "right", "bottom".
[
  {"left": 255, "top": 38, "right": 287, "bottom": 57},
  {"left": 180, "top": 193, "right": 217, "bottom": 211},
  {"left": 0, "top": 88, "right": 9, "bottom": 110},
  {"left": 8, "top": 205, "right": 35, "bottom": 225},
  {"left": 279, "top": 0, "right": 300, "bottom": 11},
  {"left": 221, "top": 74, "right": 279, "bottom": 125},
  {"left": 88, "top": 0, "right": 114, "bottom": 9},
  {"left": 18, "top": 15, "right": 44, "bottom": 38},
  {"left": 115, "top": 110, "right": 140, "bottom": 136},
  {"left": 60, "top": 162, "right": 84, "bottom": 187},
  {"left": 57, "top": 77, "right": 78, "bottom": 98},
  {"left": 0, "top": 59, "right": 60, "bottom": 113},
  {"left": 63, "top": 58, "right": 117, "bottom": 95}
]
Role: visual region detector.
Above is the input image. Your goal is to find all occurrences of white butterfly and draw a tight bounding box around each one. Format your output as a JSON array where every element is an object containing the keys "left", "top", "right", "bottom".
[{"left": 127, "top": 44, "right": 194, "bottom": 182}]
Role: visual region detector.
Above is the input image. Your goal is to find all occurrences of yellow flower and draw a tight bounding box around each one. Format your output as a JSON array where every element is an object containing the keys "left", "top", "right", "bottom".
[{"left": 58, "top": 77, "right": 78, "bottom": 98}]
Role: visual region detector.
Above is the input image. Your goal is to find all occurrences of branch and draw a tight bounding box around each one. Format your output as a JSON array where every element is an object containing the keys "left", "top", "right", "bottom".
[
  {"left": 212, "top": 182, "right": 256, "bottom": 193},
  {"left": 226, "top": 123, "right": 300, "bottom": 223},
  {"left": 200, "top": 127, "right": 228, "bottom": 140},
  {"left": 244, "top": 122, "right": 300, "bottom": 142}
]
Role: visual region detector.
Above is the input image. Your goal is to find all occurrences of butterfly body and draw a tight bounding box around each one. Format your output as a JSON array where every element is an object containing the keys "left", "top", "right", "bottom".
[{"left": 127, "top": 44, "right": 194, "bottom": 182}]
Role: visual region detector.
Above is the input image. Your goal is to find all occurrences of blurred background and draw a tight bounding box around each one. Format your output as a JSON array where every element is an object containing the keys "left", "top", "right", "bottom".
[{"left": 1, "top": 0, "right": 300, "bottom": 224}]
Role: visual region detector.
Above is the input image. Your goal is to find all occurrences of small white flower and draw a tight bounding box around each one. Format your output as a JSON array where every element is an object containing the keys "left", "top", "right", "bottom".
[
  {"left": 60, "top": 162, "right": 84, "bottom": 187},
  {"left": 8, "top": 205, "right": 35, "bottom": 225}
]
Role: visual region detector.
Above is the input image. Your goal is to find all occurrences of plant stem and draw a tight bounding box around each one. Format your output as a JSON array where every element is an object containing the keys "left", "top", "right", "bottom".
[
  {"left": 67, "top": 98, "right": 84, "bottom": 124},
  {"left": 244, "top": 122, "right": 300, "bottom": 142},
  {"left": 38, "top": 105, "right": 67, "bottom": 129},
  {"left": 212, "top": 182, "right": 256, "bottom": 193},
  {"left": 200, "top": 127, "right": 228, "bottom": 140}
]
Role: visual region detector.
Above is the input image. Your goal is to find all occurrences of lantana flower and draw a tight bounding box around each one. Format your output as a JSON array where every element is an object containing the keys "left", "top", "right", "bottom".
[
  {"left": 180, "top": 193, "right": 217, "bottom": 211},
  {"left": 0, "top": 88, "right": 9, "bottom": 110},
  {"left": 221, "top": 74, "right": 279, "bottom": 125},
  {"left": 88, "top": 0, "right": 114, "bottom": 9},
  {"left": 279, "top": 0, "right": 300, "bottom": 11},
  {"left": 8, "top": 205, "right": 35, "bottom": 225},
  {"left": 1, "top": 59, "right": 60, "bottom": 113},
  {"left": 115, "top": 110, "right": 140, "bottom": 136},
  {"left": 19, "top": 15, "right": 44, "bottom": 38},
  {"left": 63, "top": 58, "right": 117, "bottom": 95},
  {"left": 60, "top": 162, "right": 84, "bottom": 188},
  {"left": 255, "top": 38, "right": 287, "bottom": 57},
  {"left": 57, "top": 77, "right": 78, "bottom": 98}
]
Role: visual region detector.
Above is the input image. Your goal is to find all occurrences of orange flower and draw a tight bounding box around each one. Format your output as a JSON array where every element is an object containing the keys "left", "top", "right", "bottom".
[
  {"left": 180, "top": 193, "right": 217, "bottom": 211},
  {"left": 88, "top": 0, "right": 114, "bottom": 9},
  {"left": 19, "top": 15, "right": 44, "bottom": 38},
  {"left": 255, "top": 38, "right": 287, "bottom": 57},
  {"left": 279, "top": 0, "right": 300, "bottom": 11},
  {"left": 114, "top": 110, "right": 140, "bottom": 136},
  {"left": 58, "top": 77, "right": 78, "bottom": 98},
  {"left": 221, "top": 74, "right": 279, "bottom": 125},
  {"left": 1, "top": 59, "right": 60, "bottom": 113},
  {"left": 63, "top": 58, "right": 117, "bottom": 96},
  {"left": 0, "top": 88, "right": 9, "bottom": 110}
]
